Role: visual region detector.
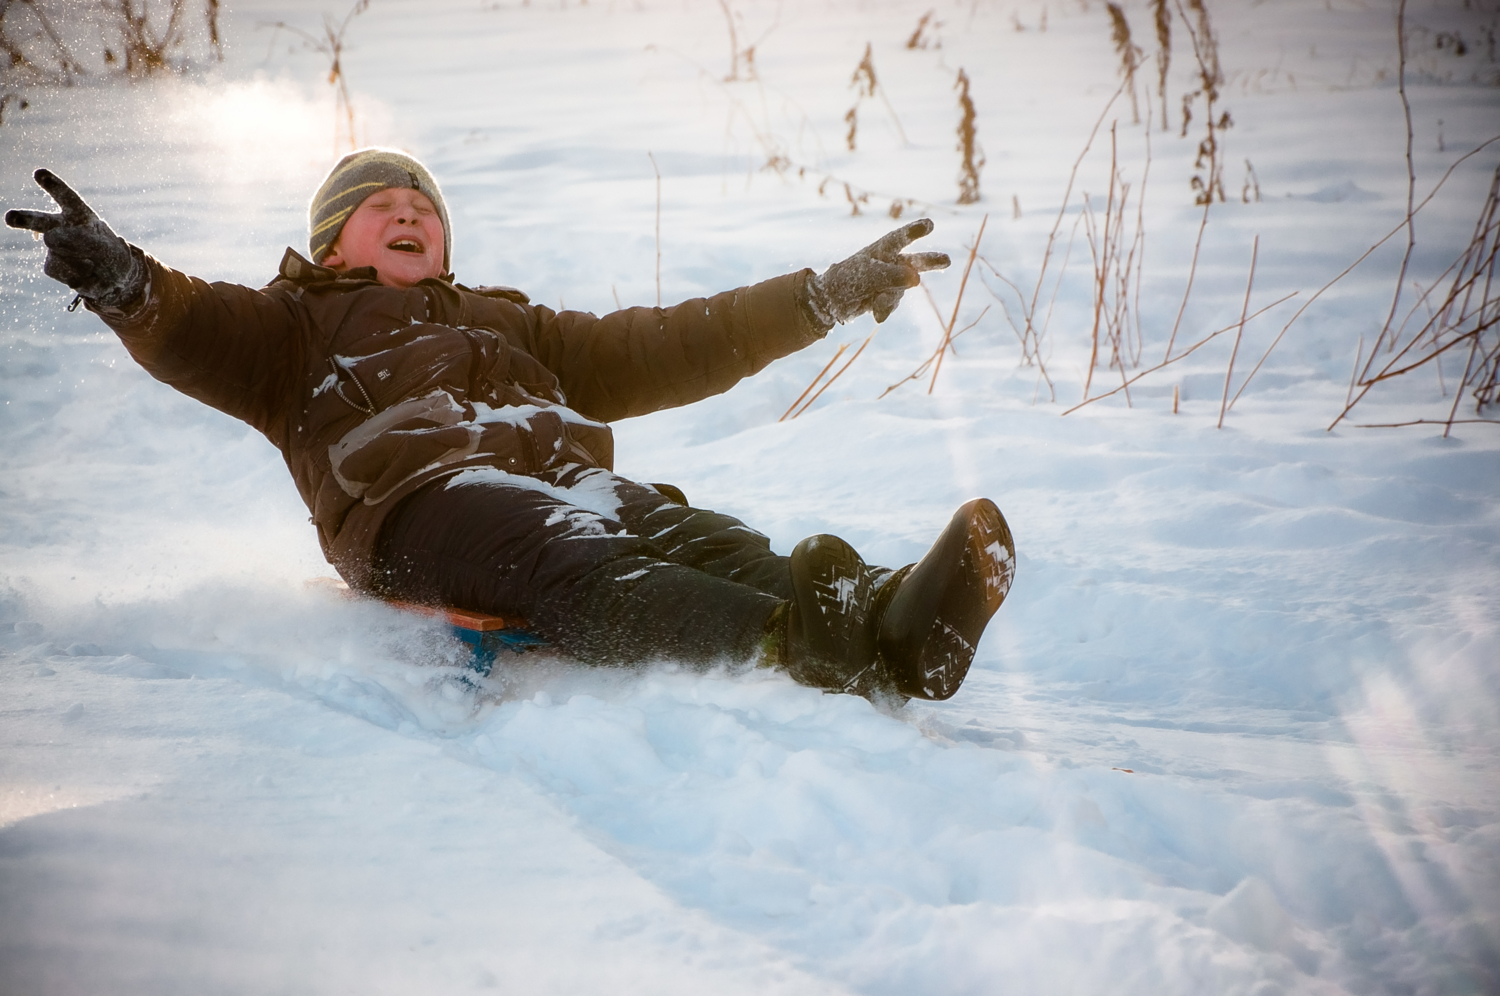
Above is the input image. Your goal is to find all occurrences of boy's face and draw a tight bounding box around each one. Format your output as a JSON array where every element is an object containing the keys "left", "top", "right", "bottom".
[{"left": 322, "top": 186, "right": 445, "bottom": 288}]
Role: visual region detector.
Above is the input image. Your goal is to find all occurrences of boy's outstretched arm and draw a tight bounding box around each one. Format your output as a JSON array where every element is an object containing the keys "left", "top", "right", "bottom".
[
  {"left": 526, "top": 219, "right": 952, "bottom": 421},
  {"left": 5, "top": 169, "right": 147, "bottom": 311},
  {"left": 6, "top": 169, "right": 306, "bottom": 441}
]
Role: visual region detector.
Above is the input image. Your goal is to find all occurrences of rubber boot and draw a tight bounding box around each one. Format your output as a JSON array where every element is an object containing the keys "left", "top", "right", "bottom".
[
  {"left": 774, "top": 534, "right": 896, "bottom": 699},
  {"left": 876, "top": 498, "right": 1015, "bottom": 700}
]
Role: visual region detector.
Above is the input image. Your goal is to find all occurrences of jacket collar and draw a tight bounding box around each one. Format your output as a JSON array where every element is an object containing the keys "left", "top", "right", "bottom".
[{"left": 276, "top": 248, "right": 456, "bottom": 287}]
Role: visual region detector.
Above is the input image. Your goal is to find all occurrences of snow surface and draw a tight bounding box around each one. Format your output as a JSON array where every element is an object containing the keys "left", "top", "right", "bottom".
[{"left": 2, "top": 1, "right": 1499, "bottom": 993}]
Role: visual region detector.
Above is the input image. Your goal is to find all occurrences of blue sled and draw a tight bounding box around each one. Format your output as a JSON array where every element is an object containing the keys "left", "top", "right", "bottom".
[{"left": 389, "top": 600, "right": 547, "bottom": 676}]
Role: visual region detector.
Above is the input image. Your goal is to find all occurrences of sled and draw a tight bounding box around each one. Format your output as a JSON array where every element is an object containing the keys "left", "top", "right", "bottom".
[
  {"left": 308, "top": 577, "right": 546, "bottom": 675},
  {"left": 384, "top": 600, "right": 547, "bottom": 675}
]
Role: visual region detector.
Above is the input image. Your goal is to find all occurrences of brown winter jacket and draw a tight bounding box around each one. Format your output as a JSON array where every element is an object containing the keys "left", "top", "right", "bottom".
[{"left": 93, "top": 248, "right": 824, "bottom": 588}]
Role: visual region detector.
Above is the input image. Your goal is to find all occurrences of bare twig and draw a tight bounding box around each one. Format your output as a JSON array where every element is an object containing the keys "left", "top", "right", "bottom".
[
  {"left": 1018, "top": 77, "right": 1132, "bottom": 360},
  {"left": 647, "top": 150, "right": 662, "bottom": 307},
  {"left": 789, "top": 336, "right": 873, "bottom": 419},
  {"left": 1064, "top": 292, "right": 1296, "bottom": 415},
  {"left": 930, "top": 214, "right": 988, "bottom": 393},
  {"left": 880, "top": 308, "right": 987, "bottom": 398},
  {"left": 1164, "top": 199, "right": 1210, "bottom": 362},
  {"left": 1353, "top": 419, "right": 1500, "bottom": 428},
  {"left": 1229, "top": 134, "right": 1500, "bottom": 411},
  {"left": 264, "top": 0, "right": 369, "bottom": 154},
  {"left": 955, "top": 68, "right": 984, "bottom": 204},
  {"left": 781, "top": 343, "right": 848, "bottom": 421},
  {"left": 1370, "top": 0, "right": 1418, "bottom": 368},
  {"left": 1218, "top": 234, "right": 1258, "bottom": 428},
  {"left": 1330, "top": 161, "right": 1500, "bottom": 434}
]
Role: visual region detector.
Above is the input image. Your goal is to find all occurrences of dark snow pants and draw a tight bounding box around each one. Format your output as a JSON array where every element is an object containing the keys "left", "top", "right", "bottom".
[{"left": 371, "top": 464, "right": 793, "bottom": 666}]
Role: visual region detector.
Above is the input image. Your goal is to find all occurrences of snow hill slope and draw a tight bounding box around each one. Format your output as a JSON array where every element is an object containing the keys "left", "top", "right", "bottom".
[{"left": 2, "top": 1, "right": 1498, "bottom": 993}]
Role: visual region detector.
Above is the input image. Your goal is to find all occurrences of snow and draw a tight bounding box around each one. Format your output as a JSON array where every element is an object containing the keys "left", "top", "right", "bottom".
[{"left": 2, "top": 0, "right": 1498, "bottom": 993}]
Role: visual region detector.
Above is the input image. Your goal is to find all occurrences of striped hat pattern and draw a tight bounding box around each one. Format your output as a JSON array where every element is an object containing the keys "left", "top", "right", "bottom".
[{"left": 308, "top": 148, "right": 452, "bottom": 269}]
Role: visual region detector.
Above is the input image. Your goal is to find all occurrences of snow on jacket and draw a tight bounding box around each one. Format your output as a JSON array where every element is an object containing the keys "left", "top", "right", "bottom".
[{"left": 93, "top": 248, "right": 824, "bottom": 587}]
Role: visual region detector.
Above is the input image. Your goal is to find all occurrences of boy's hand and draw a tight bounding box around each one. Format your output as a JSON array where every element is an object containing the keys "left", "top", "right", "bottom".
[
  {"left": 6, "top": 168, "right": 146, "bottom": 310},
  {"left": 804, "top": 218, "right": 950, "bottom": 328}
]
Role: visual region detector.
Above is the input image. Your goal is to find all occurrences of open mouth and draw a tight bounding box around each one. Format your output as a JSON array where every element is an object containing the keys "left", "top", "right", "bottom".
[{"left": 387, "top": 238, "right": 424, "bottom": 254}]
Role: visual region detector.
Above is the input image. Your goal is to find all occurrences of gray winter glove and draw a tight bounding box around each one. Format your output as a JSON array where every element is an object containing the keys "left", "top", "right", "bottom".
[
  {"left": 804, "top": 218, "right": 950, "bottom": 329},
  {"left": 6, "top": 169, "right": 146, "bottom": 311}
]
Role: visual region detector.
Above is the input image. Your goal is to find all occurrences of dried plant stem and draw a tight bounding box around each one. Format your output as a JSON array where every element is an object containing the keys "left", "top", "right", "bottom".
[
  {"left": 1165, "top": 198, "right": 1210, "bottom": 361},
  {"left": 1330, "top": 162, "right": 1500, "bottom": 434},
  {"left": 788, "top": 336, "right": 873, "bottom": 419},
  {"left": 930, "top": 214, "right": 988, "bottom": 393},
  {"left": 1021, "top": 77, "right": 1131, "bottom": 351},
  {"left": 266, "top": 0, "right": 369, "bottom": 154},
  {"left": 717, "top": 0, "right": 742, "bottom": 81},
  {"left": 1063, "top": 292, "right": 1296, "bottom": 415},
  {"left": 1372, "top": 0, "right": 1418, "bottom": 366},
  {"left": 1218, "top": 234, "right": 1258, "bottom": 428},
  {"left": 955, "top": 68, "right": 983, "bottom": 204},
  {"left": 781, "top": 343, "right": 848, "bottom": 421},
  {"left": 1353, "top": 419, "right": 1500, "bottom": 428},
  {"left": 880, "top": 310, "right": 988, "bottom": 399},
  {"left": 1152, "top": 0, "right": 1171, "bottom": 131},
  {"left": 977, "top": 261, "right": 1055, "bottom": 396},
  {"left": 647, "top": 151, "right": 662, "bottom": 307},
  {"left": 1230, "top": 134, "right": 1500, "bottom": 412}
]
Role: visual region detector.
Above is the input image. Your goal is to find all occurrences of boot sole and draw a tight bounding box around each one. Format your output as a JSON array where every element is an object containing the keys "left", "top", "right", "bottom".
[{"left": 877, "top": 499, "right": 1015, "bottom": 700}]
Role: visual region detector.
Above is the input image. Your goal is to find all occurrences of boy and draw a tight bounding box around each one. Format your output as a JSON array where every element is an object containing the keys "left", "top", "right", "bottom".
[{"left": 6, "top": 149, "right": 1014, "bottom": 701}]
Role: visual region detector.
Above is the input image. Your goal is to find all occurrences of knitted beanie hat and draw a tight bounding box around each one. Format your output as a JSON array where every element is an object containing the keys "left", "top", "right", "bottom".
[{"left": 308, "top": 148, "right": 452, "bottom": 269}]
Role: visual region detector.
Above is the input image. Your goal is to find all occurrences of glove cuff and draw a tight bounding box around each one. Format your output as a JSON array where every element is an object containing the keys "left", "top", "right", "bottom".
[
  {"left": 89, "top": 243, "right": 148, "bottom": 311},
  {"left": 799, "top": 271, "right": 837, "bottom": 333}
]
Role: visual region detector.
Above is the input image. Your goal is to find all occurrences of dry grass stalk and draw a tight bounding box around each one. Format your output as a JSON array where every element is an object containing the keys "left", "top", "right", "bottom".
[
  {"left": 265, "top": 0, "right": 370, "bottom": 154},
  {"left": 1063, "top": 291, "right": 1296, "bottom": 416},
  {"left": 879, "top": 309, "right": 987, "bottom": 399},
  {"left": 1081, "top": 122, "right": 1147, "bottom": 403},
  {"left": 1218, "top": 234, "right": 1258, "bottom": 428},
  {"left": 1106, "top": 3, "right": 1144, "bottom": 125},
  {"left": 0, "top": 0, "right": 85, "bottom": 80},
  {"left": 1375, "top": 0, "right": 1419, "bottom": 362},
  {"left": 783, "top": 336, "right": 874, "bottom": 420},
  {"left": 929, "top": 214, "right": 989, "bottom": 393},
  {"left": 880, "top": 218, "right": 989, "bottom": 399},
  {"left": 1163, "top": 193, "right": 1209, "bottom": 362},
  {"left": 1331, "top": 161, "right": 1500, "bottom": 435},
  {"left": 1174, "top": 0, "right": 1230, "bottom": 206},
  {"left": 109, "top": 0, "right": 192, "bottom": 75},
  {"left": 715, "top": 0, "right": 777, "bottom": 82},
  {"left": 999, "top": 75, "right": 1131, "bottom": 382},
  {"left": 657, "top": 45, "right": 924, "bottom": 220},
  {"left": 1152, "top": 0, "right": 1172, "bottom": 131},
  {"left": 981, "top": 81, "right": 1140, "bottom": 404},
  {"left": 2, "top": 0, "right": 220, "bottom": 83},
  {"left": 781, "top": 343, "right": 849, "bottom": 421},
  {"left": 1161, "top": 1, "right": 1230, "bottom": 362},
  {"left": 647, "top": 151, "right": 662, "bottom": 307},
  {"left": 1228, "top": 135, "right": 1500, "bottom": 412},
  {"left": 905, "top": 10, "right": 937, "bottom": 50},
  {"left": 716, "top": 0, "right": 749, "bottom": 81},
  {"left": 1241, "top": 158, "right": 1261, "bottom": 202},
  {"left": 844, "top": 42, "right": 907, "bottom": 152},
  {"left": 976, "top": 258, "right": 1055, "bottom": 398},
  {"left": 955, "top": 68, "right": 984, "bottom": 204}
]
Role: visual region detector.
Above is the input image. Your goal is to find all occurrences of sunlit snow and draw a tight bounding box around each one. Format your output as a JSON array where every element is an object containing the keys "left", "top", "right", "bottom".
[{"left": 2, "top": 1, "right": 1498, "bottom": 994}]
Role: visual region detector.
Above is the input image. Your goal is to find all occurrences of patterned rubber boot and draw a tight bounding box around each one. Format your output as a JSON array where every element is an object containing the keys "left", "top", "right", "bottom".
[
  {"left": 779, "top": 534, "right": 897, "bottom": 699},
  {"left": 875, "top": 498, "right": 1015, "bottom": 701}
]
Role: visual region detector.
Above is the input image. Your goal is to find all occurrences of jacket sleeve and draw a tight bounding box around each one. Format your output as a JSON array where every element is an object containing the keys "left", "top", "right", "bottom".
[
  {"left": 516, "top": 269, "right": 825, "bottom": 422},
  {"left": 91, "top": 254, "right": 305, "bottom": 441}
]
